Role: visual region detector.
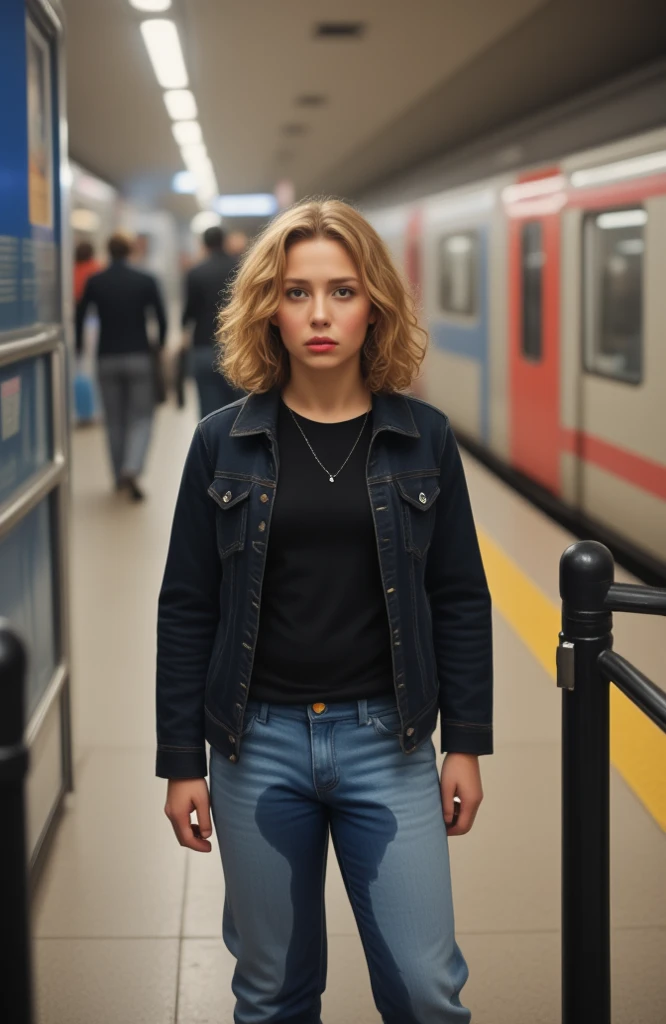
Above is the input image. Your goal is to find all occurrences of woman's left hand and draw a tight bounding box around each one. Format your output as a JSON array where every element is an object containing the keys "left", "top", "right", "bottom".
[{"left": 440, "top": 753, "right": 483, "bottom": 836}]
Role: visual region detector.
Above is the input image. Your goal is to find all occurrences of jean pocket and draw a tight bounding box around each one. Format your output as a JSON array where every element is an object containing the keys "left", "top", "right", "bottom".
[
  {"left": 394, "top": 475, "right": 440, "bottom": 559},
  {"left": 371, "top": 707, "right": 403, "bottom": 738},
  {"left": 241, "top": 711, "right": 258, "bottom": 738},
  {"left": 208, "top": 476, "right": 253, "bottom": 558}
]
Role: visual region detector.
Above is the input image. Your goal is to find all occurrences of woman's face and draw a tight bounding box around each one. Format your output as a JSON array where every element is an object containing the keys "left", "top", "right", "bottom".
[{"left": 271, "top": 237, "right": 375, "bottom": 376}]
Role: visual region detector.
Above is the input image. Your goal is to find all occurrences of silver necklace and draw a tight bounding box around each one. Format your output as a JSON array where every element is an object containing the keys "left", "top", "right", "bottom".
[{"left": 287, "top": 405, "right": 371, "bottom": 483}]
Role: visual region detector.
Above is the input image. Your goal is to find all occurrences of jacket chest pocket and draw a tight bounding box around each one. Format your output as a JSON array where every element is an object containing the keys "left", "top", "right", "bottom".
[
  {"left": 395, "top": 476, "right": 440, "bottom": 559},
  {"left": 208, "top": 478, "right": 253, "bottom": 558}
]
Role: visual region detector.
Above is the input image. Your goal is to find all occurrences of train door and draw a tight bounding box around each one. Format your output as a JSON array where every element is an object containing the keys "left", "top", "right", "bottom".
[{"left": 508, "top": 206, "right": 562, "bottom": 493}]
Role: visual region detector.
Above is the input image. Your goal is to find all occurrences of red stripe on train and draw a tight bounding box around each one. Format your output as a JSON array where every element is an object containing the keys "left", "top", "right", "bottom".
[{"left": 561, "top": 429, "right": 666, "bottom": 501}]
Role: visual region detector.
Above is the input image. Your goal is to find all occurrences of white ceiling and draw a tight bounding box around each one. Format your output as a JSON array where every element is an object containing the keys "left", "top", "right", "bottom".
[
  {"left": 63, "top": 0, "right": 666, "bottom": 219},
  {"left": 63, "top": 0, "right": 545, "bottom": 208}
]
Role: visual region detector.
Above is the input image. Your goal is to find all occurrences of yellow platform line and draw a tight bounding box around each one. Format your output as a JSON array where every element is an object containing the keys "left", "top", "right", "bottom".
[{"left": 478, "top": 529, "right": 666, "bottom": 831}]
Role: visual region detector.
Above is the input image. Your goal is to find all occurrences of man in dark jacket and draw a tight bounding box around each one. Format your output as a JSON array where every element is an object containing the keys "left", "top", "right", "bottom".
[
  {"left": 182, "top": 226, "right": 243, "bottom": 418},
  {"left": 75, "top": 232, "right": 167, "bottom": 501}
]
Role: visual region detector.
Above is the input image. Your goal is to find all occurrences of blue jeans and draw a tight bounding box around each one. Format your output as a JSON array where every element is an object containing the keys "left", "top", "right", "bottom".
[{"left": 209, "top": 696, "right": 470, "bottom": 1023}]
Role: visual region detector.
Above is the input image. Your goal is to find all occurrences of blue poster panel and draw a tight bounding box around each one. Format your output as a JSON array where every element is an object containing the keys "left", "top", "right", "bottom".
[
  {"left": 0, "top": 496, "right": 57, "bottom": 718},
  {"left": 0, "top": 354, "right": 53, "bottom": 504},
  {"left": 0, "top": 1, "right": 59, "bottom": 333}
]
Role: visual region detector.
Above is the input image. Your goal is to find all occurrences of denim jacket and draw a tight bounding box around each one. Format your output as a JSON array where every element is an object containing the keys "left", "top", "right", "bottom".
[{"left": 156, "top": 389, "right": 493, "bottom": 779}]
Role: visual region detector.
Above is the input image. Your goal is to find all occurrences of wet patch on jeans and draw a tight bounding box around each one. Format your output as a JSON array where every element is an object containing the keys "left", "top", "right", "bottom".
[
  {"left": 254, "top": 786, "right": 329, "bottom": 1023},
  {"left": 331, "top": 803, "right": 420, "bottom": 1023}
]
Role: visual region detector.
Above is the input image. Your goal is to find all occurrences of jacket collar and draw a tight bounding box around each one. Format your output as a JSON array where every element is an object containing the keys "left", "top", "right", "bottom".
[{"left": 229, "top": 388, "right": 420, "bottom": 439}]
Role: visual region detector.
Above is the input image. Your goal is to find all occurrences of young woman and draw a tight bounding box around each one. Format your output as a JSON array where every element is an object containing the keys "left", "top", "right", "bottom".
[{"left": 156, "top": 199, "right": 493, "bottom": 1023}]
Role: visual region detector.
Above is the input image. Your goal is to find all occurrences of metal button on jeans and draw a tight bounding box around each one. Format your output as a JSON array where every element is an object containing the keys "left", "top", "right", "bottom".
[
  {"left": 419, "top": 492, "right": 427, "bottom": 504},
  {"left": 229, "top": 754, "right": 238, "bottom": 763},
  {"left": 406, "top": 727, "right": 415, "bottom": 737},
  {"left": 260, "top": 493, "right": 269, "bottom": 504},
  {"left": 223, "top": 491, "right": 232, "bottom": 503},
  {"left": 312, "top": 703, "right": 326, "bottom": 714},
  {"left": 258, "top": 521, "right": 266, "bottom": 532}
]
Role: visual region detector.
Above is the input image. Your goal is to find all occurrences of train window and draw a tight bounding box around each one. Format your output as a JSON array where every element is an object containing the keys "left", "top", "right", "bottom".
[
  {"left": 438, "top": 232, "right": 478, "bottom": 317},
  {"left": 584, "top": 209, "right": 644, "bottom": 384},
  {"left": 521, "top": 221, "right": 544, "bottom": 361}
]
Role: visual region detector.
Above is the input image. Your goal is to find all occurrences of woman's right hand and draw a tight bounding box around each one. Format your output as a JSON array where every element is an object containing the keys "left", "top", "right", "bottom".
[{"left": 165, "top": 778, "right": 213, "bottom": 853}]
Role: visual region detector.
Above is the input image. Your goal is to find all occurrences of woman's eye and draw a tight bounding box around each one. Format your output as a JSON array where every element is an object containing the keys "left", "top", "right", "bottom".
[
  {"left": 335, "top": 287, "right": 354, "bottom": 298},
  {"left": 287, "top": 288, "right": 307, "bottom": 299}
]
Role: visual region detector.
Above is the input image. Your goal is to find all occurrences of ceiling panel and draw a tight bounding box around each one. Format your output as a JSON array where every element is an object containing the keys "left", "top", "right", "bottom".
[{"left": 63, "top": 0, "right": 666, "bottom": 219}]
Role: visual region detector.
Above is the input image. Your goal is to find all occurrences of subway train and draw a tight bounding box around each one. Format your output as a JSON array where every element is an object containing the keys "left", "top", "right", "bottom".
[{"left": 365, "top": 120, "right": 666, "bottom": 578}]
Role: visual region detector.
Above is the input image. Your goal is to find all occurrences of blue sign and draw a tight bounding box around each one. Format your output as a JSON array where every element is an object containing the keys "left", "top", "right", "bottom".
[{"left": 0, "top": 0, "right": 59, "bottom": 333}]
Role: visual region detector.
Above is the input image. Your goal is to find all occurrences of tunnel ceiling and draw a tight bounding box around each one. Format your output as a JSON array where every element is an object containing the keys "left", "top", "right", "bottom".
[{"left": 63, "top": 0, "right": 666, "bottom": 218}]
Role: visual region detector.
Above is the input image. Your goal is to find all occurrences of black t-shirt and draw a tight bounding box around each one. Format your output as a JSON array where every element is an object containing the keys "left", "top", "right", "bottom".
[{"left": 250, "top": 400, "right": 394, "bottom": 704}]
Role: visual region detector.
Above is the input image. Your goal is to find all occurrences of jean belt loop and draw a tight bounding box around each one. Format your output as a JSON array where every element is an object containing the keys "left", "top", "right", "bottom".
[
  {"left": 357, "top": 699, "right": 369, "bottom": 726},
  {"left": 258, "top": 702, "right": 269, "bottom": 724}
]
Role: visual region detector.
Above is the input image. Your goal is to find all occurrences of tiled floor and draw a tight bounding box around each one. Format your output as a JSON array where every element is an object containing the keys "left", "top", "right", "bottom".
[{"left": 31, "top": 392, "right": 665, "bottom": 1022}]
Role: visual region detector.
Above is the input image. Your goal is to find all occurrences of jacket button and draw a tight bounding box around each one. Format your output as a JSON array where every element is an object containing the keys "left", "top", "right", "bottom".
[
  {"left": 228, "top": 735, "right": 236, "bottom": 744},
  {"left": 406, "top": 727, "right": 415, "bottom": 737},
  {"left": 229, "top": 754, "right": 238, "bottom": 763},
  {"left": 258, "top": 521, "right": 266, "bottom": 532},
  {"left": 419, "top": 492, "right": 427, "bottom": 504},
  {"left": 223, "top": 491, "right": 232, "bottom": 503},
  {"left": 260, "top": 493, "right": 269, "bottom": 503}
]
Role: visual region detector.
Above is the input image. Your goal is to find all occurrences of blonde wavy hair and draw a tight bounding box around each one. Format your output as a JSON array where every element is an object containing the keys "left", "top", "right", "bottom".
[{"left": 217, "top": 198, "right": 427, "bottom": 393}]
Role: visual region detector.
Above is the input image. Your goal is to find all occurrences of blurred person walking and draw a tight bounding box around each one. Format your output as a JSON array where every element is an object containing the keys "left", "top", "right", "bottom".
[
  {"left": 181, "top": 226, "right": 244, "bottom": 418},
  {"left": 157, "top": 200, "right": 493, "bottom": 1022},
  {"left": 75, "top": 232, "right": 167, "bottom": 501},
  {"left": 73, "top": 240, "right": 102, "bottom": 303}
]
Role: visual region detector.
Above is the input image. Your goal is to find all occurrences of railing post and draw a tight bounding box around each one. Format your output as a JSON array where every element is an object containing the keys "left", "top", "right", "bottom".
[
  {"left": 558, "top": 541, "right": 613, "bottom": 1024},
  {"left": 0, "top": 622, "right": 33, "bottom": 1024}
]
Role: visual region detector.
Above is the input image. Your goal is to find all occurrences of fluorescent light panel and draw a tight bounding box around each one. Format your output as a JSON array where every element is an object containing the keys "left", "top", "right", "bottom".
[
  {"left": 129, "top": 0, "right": 172, "bottom": 11},
  {"left": 172, "top": 170, "right": 196, "bottom": 194},
  {"left": 191, "top": 211, "right": 221, "bottom": 235},
  {"left": 596, "top": 209, "right": 647, "bottom": 229},
  {"left": 180, "top": 142, "right": 209, "bottom": 173},
  {"left": 164, "top": 89, "right": 197, "bottom": 120},
  {"left": 571, "top": 151, "right": 666, "bottom": 188},
  {"left": 215, "top": 194, "right": 279, "bottom": 217},
  {"left": 140, "top": 20, "right": 188, "bottom": 89},
  {"left": 172, "top": 120, "right": 202, "bottom": 146}
]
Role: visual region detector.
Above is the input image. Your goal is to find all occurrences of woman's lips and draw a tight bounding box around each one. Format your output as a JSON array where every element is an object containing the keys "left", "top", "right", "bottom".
[{"left": 306, "top": 338, "right": 338, "bottom": 353}]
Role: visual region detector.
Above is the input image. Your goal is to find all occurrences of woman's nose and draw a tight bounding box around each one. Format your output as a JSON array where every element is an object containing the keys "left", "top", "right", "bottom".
[{"left": 310, "top": 299, "right": 330, "bottom": 326}]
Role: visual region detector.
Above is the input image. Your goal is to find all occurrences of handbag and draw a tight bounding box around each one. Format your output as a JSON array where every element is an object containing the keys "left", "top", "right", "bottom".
[{"left": 150, "top": 346, "right": 167, "bottom": 405}]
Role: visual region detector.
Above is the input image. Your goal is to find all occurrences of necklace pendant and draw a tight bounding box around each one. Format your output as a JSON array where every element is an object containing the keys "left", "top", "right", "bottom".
[{"left": 329, "top": 475, "right": 335, "bottom": 483}]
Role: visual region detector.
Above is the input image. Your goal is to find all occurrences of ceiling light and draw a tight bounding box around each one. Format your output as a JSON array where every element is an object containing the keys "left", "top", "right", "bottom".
[
  {"left": 172, "top": 170, "right": 196, "bottom": 194},
  {"left": 571, "top": 151, "right": 666, "bottom": 187},
  {"left": 215, "top": 194, "right": 278, "bottom": 217},
  {"left": 596, "top": 209, "right": 647, "bottom": 230},
  {"left": 129, "top": 0, "right": 172, "bottom": 11},
  {"left": 140, "top": 20, "right": 188, "bottom": 89},
  {"left": 180, "top": 142, "right": 209, "bottom": 173},
  {"left": 164, "top": 89, "right": 197, "bottom": 120},
  {"left": 172, "top": 120, "right": 202, "bottom": 146},
  {"left": 191, "top": 211, "right": 221, "bottom": 235}
]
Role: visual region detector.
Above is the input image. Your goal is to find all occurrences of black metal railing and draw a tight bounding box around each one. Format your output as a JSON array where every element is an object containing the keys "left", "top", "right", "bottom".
[
  {"left": 0, "top": 622, "right": 33, "bottom": 1024},
  {"left": 557, "top": 541, "right": 666, "bottom": 1024}
]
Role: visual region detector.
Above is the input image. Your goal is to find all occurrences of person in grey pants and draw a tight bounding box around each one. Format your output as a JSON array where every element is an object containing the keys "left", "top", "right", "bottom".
[{"left": 75, "top": 233, "right": 167, "bottom": 501}]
